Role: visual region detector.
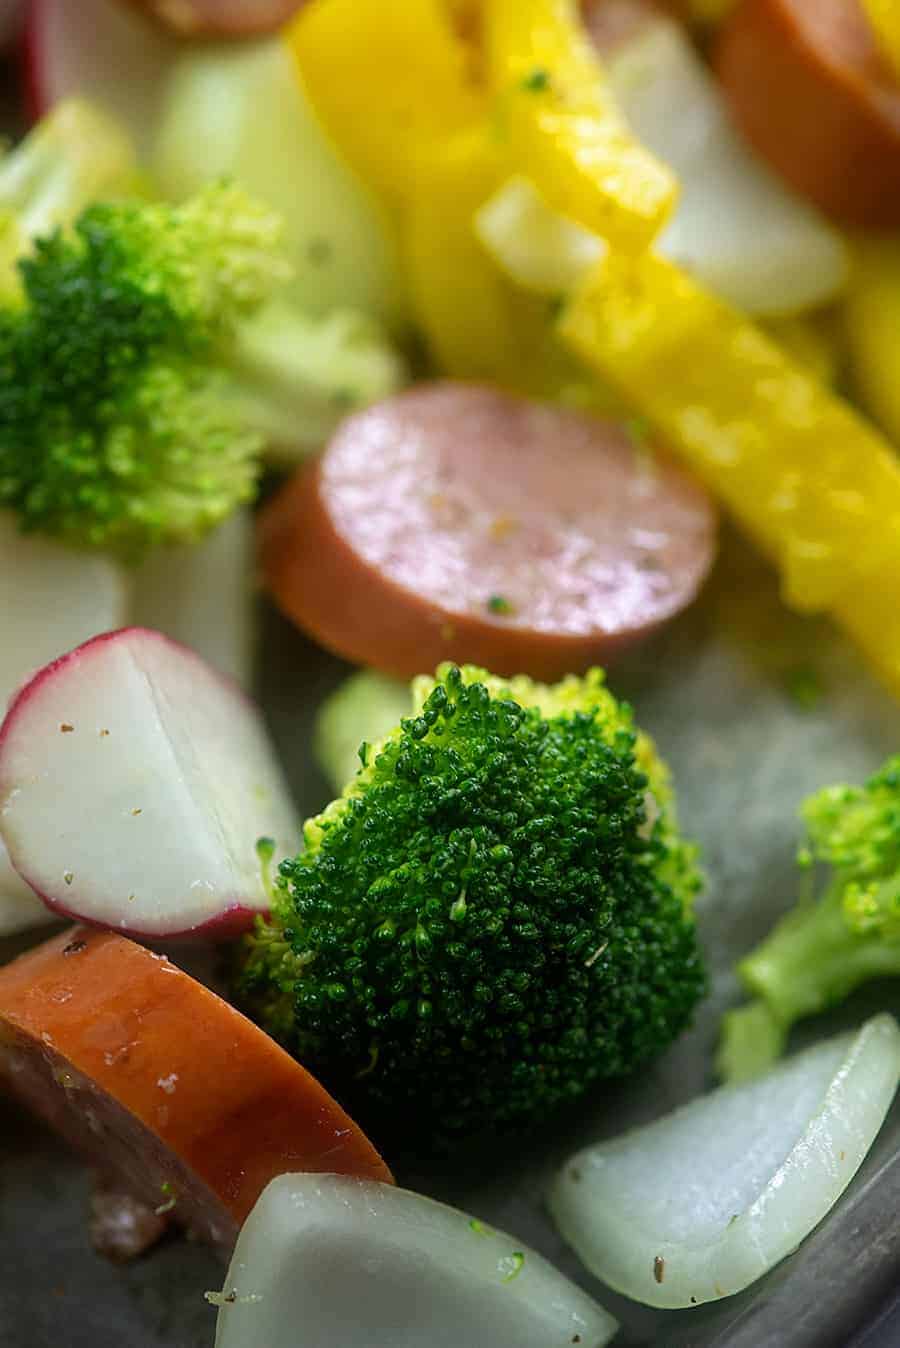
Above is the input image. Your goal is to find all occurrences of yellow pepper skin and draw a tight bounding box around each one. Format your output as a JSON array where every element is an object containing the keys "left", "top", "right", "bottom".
[
  {"left": 860, "top": 0, "right": 900, "bottom": 82},
  {"left": 560, "top": 251, "right": 900, "bottom": 684},
  {"left": 485, "top": 0, "right": 676, "bottom": 250},
  {"left": 404, "top": 129, "right": 522, "bottom": 382},
  {"left": 287, "top": 0, "right": 482, "bottom": 211},
  {"left": 845, "top": 238, "right": 900, "bottom": 449}
]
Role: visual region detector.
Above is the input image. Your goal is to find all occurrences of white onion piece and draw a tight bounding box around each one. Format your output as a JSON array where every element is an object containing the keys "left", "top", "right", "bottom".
[
  {"left": 605, "top": 16, "right": 848, "bottom": 316},
  {"left": 129, "top": 510, "right": 255, "bottom": 689},
  {"left": 150, "top": 37, "right": 404, "bottom": 325},
  {"left": 214, "top": 1174, "right": 618, "bottom": 1348},
  {"left": 475, "top": 176, "right": 606, "bottom": 297},
  {"left": 549, "top": 1014, "right": 900, "bottom": 1309}
]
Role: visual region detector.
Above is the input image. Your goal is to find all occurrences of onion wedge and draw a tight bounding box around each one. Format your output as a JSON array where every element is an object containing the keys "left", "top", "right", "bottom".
[
  {"left": 213, "top": 1173, "right": 618, "bottom": 1348},
  {"left": 548, "top": 1014, "right": 900, "bottom": 1309}
]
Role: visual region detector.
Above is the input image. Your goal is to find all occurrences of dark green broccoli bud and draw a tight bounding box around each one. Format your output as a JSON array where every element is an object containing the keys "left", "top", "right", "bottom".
[
  {"left": 0, "top": 181, "right": 288, "bottom": 555},
  {"left": 719, "top": 755, "right": 900, "bottom": 1084},
  {"left": 237, "top": 664, "right": 705, "bottom": 1150}
]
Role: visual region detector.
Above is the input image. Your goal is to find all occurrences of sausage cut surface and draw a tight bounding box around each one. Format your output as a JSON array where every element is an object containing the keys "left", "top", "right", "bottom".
[
  {"left": 716, "top": 0, "right": 900, "bottom": 226},
  {"left": 0, "top": 928, "right": 392, "bottom": 1256},
  {"left": 261, "top": 383, "right": 716, "bottom": 680}
]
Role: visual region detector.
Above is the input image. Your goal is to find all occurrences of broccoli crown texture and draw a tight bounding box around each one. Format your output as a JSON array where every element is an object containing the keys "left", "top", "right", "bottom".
[
  {"left": 238, "top": 664, "right": 705, "bottom": 1148},
  {"left": 0, "top": 182, "right": 288, "bottom": 554},
  {"left": 718, "top": 755, "right": 900, "bottom": 1084}
]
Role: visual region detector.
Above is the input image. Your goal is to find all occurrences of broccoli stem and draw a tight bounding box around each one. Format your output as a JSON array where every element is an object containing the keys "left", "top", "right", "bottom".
[
  {"left": 738, "top": 889, "right": 900, "bottom": 1028},
  {"left": 716, "top": 1000, "right": 786, "bottom": 1084}
]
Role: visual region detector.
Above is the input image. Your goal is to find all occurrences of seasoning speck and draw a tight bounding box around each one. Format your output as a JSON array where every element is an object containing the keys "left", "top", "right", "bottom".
[
  {"left": 130, "top": 808, "right": 142, "bottom": 817},
  {"left": 63, "top": 871, "right": 74, "bottom": 886},
  {"left": 441, "top": 623, "right": 457, "bottom": 641},
  {"left": 63, "top": 938, "right": 86, "bottom": 956},
  {"left": 60, "top": 723, "right": 74, "bottom": 734},
  {"left": 785, "top": 665, "right": 824, "bottom": 712},
  {"left": 499, "top": 1251, "right": 525, "bottom": 1283},
  {"left": 486, "top": 594, "right": 514, "bottom": 616},
  {"left": 521, "top": 66, "right": 550, "bottom": 92},
  {"left": 654, "top": 1255, "right": 665, "bottom": 1284}
]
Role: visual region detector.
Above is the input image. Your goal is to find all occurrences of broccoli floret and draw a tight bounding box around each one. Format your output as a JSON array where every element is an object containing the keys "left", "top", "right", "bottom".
[
  {"left": 0, "top": 182, "right": 289, "bottom": 554},
  {"left": 314, "top": 669, "right": 413, "bottom": 795},
  {"left": 719, "top": 756, "right": 900, "bottom": 1083},
  {"left": 0, "top": 100, "right": 139, "bottom": 297},
  {"left": 237, "top": 664, "right": 705, "bottom": 1149}
]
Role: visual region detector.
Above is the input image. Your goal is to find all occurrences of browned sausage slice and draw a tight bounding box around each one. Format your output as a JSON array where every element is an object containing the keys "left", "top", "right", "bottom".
[
  {"left": 716, "top": 0, "right": 900, "bottom": 226},
  {"left": 125, "top": 0, "right": 303, "bottom": 37},
  {"left": 261, "top": 383, "right": 717, "bottom": 681},
  {"left": 0, "top": 928, "right": 392, "bottom": 1257}
]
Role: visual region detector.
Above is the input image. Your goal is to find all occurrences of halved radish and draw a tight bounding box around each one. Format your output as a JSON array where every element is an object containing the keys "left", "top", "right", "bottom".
[
  {"left": 129, "top": 511, "right": 255, "bottom": 689},
  {"left": 26, "top": 0, "right": 177, "bottom": 146},
  {"left": 0, "top": 510, "right": 128, "bottom": 711},
  {"left": 0, "top": 928, "right": 392, "bottom": 1257},
  {"left": 0, "top": 511, "right": 129, "bottom": 936},
  {"left": 0, "top": 628, "right": 297, "bottom": 939},
  {"left": 213, "top": 1173, "right": 618, "bottom": 1348},
  {"left": 548, "top": 1014, "right": 900, "bottom": 1309}
]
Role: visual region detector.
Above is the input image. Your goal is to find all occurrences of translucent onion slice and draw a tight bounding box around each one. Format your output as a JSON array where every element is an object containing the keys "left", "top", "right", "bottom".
[
  {"left": 604, "top": 15, "right": 848, "bottom": 316},
  {"left": 214, "top": 1174, "right": 618, "bottom": 1348},
  {"left": 548, "top": 1014, "right": 900, "bottom": 1309}
]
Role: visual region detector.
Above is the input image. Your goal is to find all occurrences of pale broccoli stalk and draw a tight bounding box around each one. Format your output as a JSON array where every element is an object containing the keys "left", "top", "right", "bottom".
[
  {"left": 226, "top": 299, "right": 406, "bottom": 467},
  {"left": 719, "top": 756, "right": 900, "bottom": 1083}
]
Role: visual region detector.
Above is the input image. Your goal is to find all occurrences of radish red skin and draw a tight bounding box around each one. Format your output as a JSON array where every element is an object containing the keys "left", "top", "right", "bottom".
[{"left": 0, "top": 628, "right": 297, "bottom": 940}]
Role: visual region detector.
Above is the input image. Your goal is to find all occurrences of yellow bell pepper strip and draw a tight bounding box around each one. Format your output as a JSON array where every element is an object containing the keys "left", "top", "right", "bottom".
[
  {"left": 763, "top": 312, "right": 842, "bottom": 389},
  {"left": 404, "top": 127, "right": 521, "bottom": 382},
  {"left": 287, "top": 0, "right": 483, "bottom": 211},
  {"left": 405, "top": 126, "right": 623, "bottom": 411},
  {"left": 484, "top": 0, "right": 676, "bottom": 251},
  {"left": 559, "top": 250, "right": 900, "bottom": 690},
  {"left": 860, "top": 0, "right": 900, "bottom": 82},
  {"left": 845, "top": 238, "right": 900, "bottom": 448}
]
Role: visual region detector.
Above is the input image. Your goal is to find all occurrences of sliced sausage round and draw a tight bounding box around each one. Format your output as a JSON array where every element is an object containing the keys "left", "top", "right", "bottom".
[
  {"left": 0, "top": 928, "right": 392, "bottom": 1257},
  {"left": 716, "top": 0, "right": 900, "bottom": 227},
  {"left": 261, "top": 383, "right": 717, "bottom": 681},
  {"left": 124, "top": 0, "right": 304, "bottom": 37}
]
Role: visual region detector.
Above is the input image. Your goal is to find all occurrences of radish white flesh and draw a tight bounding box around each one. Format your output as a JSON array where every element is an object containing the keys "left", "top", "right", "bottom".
[
  {"left": 605, "top": 14, "right": 848, "bottom": 316},
  {"left": 0, "top": 628, "right": 297, "bottom": 938},
  {"left": 214, "top": 1174, "right": 618, "bottom": 1348},
  {"left": 27, "top": 0, "right": 177, "bottom": 152},
  {"left": 129, "top": 511, "right": 255, "bottom": 689},
  {"left": 0, "top": 511, "right": 128, "bottom": 711},
  {"left": 549, "top": 1014, "right": 900, "bottom": 1309}
]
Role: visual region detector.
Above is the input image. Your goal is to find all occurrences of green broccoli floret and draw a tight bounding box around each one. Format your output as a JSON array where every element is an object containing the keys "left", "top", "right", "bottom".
[
  {"left": 237, "top": 664, "right": 705, "bottom": 1150},
  {"left": 0, "top": 100, "right": 139, "bottom": 299},
  {"left": 0, "top": 181, "right": 289, "bottom": 554},
  {"left": 719, "top": 755, "right": 900, "bottom": 1083}
]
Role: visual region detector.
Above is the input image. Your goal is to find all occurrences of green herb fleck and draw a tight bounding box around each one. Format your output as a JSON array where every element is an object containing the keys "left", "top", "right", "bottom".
[
  {"left": 500, "top": 1251, "right": 525, "bottom": 1283},
  {"left": 486, "top": 594, "right": 514, "bottom": 616},
  {"left": 155, "top": 1182, "right": 177, "bottom": 1216},
  {"left": 469, "top": 1218, "right": 492, "bottom": 1238},
  {"left": 358, "top": 741, "right": 370, "bottom": 770},
  {"left": 785, "top": 666, "right": 825, "bottom": 712},
  {"left": 521, "top": 67, "right": 550, "bottom": 93}
]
